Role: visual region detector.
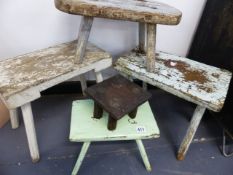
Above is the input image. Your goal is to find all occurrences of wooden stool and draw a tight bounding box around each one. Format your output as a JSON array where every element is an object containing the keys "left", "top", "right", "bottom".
[
  {"left": 0, "top": 41, "right": 112, "bottom": 162},
  {"left": 85, "top": 75, "right": 151, "bottom": 130},
  {"left": 115, "top": 51, "right": 232, "bottom": 160},
  {"left": 54, "top": 0, "right": 182, "bottom": 72},
  {"left": 70, "top": 99, "right": 160, "bottom": 174}
]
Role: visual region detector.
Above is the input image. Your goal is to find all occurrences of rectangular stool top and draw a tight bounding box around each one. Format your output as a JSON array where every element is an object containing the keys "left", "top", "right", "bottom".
[
  {"left": 115, "top": 50, "right": 232, "bottom": 112},
  {"left": 70, "top": 99, "right": 160, "bottom": 142},
  {"left": 55, "top": 0, "right": 182, "bottom": 25},
  {"left": 85, "top": 75, "right": 151, "bottom": 120},
  {"left": 0, "top": 41, "right": 111, "bottom": 100}
]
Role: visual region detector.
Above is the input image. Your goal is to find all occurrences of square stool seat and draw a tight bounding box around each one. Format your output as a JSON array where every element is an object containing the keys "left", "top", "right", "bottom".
[
  {"left": 70, "top": 99, "right": 160, "bottom": 174},
  {"left": 55, "top": 0, "right": 182, "bottom": 25},
  {"left": 85, "top": 75, "right": 151, "bottom": 130}
]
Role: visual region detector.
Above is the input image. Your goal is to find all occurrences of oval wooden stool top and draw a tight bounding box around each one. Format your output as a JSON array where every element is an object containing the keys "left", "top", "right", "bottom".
[{"left": 55, "top": 0, "right": 182, "bottom": 25}]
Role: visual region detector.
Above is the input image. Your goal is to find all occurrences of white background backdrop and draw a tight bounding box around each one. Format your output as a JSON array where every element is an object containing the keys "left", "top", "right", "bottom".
[
  {"left": 0, "top": 0, "right": 207, "bottom": 78},
  {"left": 0, "top": 0, "right": 207, "bottom": 58}
]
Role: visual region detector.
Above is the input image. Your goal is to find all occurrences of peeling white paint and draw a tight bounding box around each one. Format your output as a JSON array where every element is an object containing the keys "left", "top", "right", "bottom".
[
  {"left": 0, "top": 41, "right": 112, "bottom": 108},
  {"left": 115, "top": 50, "right": 232, "bottom": 112}
]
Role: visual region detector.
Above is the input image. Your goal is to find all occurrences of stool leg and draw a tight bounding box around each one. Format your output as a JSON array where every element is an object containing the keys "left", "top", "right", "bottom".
[
  {"left": 128, "top": 108, "right": 138, "bottom": 119},
  {"left": 139, "top": 22, "right": 146, "bottom": 53},
  {"left": 93, "top": 102, "right": 103, "bottom": 119},
  {"left": 21, "top": 103, "right": 40, "bottom": 163},
  {"left": 75, "top": 16, "right": 94, "bottom": 64},
  {"left": 146, "top": 24, "right": 156, "bottom": 72},
  {"left": 79, "top": 74, "right": 87, "bottom": 96},
  {"left": 136, "top": 139, "right": 152, "bottom": 172},
  {"left": 76, "top": 16, "right": 93, "bottom": 94},
  {"left": 9, "top": 109, "right": 19, "bottom": 129},
  {"left": 177, "top": 106, "right": 206, "bottom": 160},
  {"left": 95, "top": 71, "right": 103, "bottom": 83},
  {"left": 72, "top": 142, "right": 91, "bottom": 175},
  {"left": 108, "top": 115, "right": 117, "bottom": 131},
  {"left": 139, "top": 23, "right": 148, "bottom": 89}
]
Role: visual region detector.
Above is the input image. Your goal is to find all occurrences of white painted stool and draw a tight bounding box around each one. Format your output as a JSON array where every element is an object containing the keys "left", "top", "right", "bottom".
[
  {"left": 0, "top": 41, "right": 112, "bottom": 162},
  {"left": 115, "top": 51, "right": 232, "bottom": 160},
  {"left": 69, "top": 99, "right": 160, "bottom": 174}
]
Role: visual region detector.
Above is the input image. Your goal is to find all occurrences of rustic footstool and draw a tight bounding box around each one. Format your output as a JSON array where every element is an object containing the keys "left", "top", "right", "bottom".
[
  {"left": 85, "top": 75, "right": 151, "bottom": 130},
  {"left": 70, "top": 99, "right": 160, "bottom": 174}
]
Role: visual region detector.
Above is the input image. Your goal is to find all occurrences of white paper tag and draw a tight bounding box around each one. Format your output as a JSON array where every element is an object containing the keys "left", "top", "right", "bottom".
[{"left": 136, "top": 126, "right": 146, "bottom": 133}]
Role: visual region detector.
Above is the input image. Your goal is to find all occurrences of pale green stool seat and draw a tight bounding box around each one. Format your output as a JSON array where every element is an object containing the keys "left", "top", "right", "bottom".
[{"left": 70, "top": 99, "right": 160, "bottom": 175}]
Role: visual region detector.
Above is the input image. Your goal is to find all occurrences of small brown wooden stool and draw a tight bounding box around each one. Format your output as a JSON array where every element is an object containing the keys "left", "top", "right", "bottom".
[{"left": 85, "top": 75, "right": 151, "bottom": 130}]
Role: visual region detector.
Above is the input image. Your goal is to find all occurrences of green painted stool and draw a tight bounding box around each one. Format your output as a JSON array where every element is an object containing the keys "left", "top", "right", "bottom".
[{"left": 70, "top": 99, "right": 160, "bottom": 174}]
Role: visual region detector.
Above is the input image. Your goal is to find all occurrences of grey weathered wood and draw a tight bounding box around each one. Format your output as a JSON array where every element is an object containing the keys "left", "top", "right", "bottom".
[
  {"left": 0, "top": 41, "right": 111, "bottom": 163},
  {"left": 0, "top": 41, "right": 112, "bottom": 109},
  {"left": 139, "top": 23, "right": 148, "bottom": 90},
  {"left": 139, "top": 23, "right": 146, "bottom": 53},
  {"left": 9, "top": 109, "right": 19, "bottom": 129},
  {"left": 79, "top": 74, "right": 87, "bottom": 96},
  {"left": 55, "top": 0, "right": 182, "bottom": 25},
  {"left": 75, "top": 16, "right": 94, "bottom": 64},
  {"left": 142, "top": 82, "right": 148, "bottom": 91},
  {"left": 76, "top": 16, "right": 93, "bottom": 95},
  {"left": 177, "top": 106, "right": 206, "bottom": 160},
  {"left": 115, "top": 50, "right": 232, "bottom": 112},
  {"left": 95, "top": 71, "right": 103, "bottom": 83},
  {"left": 146, "top": 24, "right": 156, "bottom": 72},
  {"left": 21, "top": 103, "right": 40, "bottom": 163}
]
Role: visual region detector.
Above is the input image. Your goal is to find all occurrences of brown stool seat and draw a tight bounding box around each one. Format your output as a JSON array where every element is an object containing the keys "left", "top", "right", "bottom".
[
  {"left": 85, "top": 75, "right": 151, "bottom": 130},
  {"left": 55, "top": 0, "right": 182, "bottom": 25}
]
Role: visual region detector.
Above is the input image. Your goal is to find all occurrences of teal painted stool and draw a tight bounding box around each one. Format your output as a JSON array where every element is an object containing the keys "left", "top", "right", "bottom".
[{"left": 70, "top": 99, "right": 160, "bottom": 174}]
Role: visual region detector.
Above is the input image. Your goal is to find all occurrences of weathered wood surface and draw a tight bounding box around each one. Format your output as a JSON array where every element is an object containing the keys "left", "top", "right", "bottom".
[
  {"left": 76, "top": 16, "right": 94, "bottom": 95},
  {"left": 177, "top": 105, "right": 206, "bottom": 161},
  {"left": 75, "top": 16, "right": 93, "bottom": 64},
  {"left": 139, "top": 23, "right": 148, "bottom": 90},
  {"left": 146, "top": 24, "right": 156, "bottom": 72},
  {"left": 55, "top": 0, "right": 182, "bottom": 25},
  {"left": 0, "top": 41, "right": 112, "bottom": 109},
  {"left": 115, "top": 50, "right": 232, "bottom": 112},
  {"left": 139, "top": 23, "right": 146, "bottom": 53}
]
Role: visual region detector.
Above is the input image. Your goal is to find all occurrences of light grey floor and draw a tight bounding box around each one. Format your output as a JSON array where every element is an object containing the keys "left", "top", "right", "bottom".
[{"left": 0, "top": 89, "right": 232, "bottom": 175}]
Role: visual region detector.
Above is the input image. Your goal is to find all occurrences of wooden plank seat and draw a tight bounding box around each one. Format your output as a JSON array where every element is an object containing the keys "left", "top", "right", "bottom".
[
  {"left": 114, "top": 49, "right": 232, "bottom": 160},
  {"left": 0, "top": 40, "right": 112, "bottom": 162},
  {"left": 54, "top": 0, "right": 182, "bottom": 72},
  {"left": 54, "top": 0, "right": 182, "bottom": 25}
]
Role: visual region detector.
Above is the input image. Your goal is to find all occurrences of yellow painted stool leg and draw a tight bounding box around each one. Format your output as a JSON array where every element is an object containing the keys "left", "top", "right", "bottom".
[
  {"left": 136, "top": 139, "right": 152, "bottom": 172},
  {"left": 72, "top": 142, "right": 91, "bottom": 175}
]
